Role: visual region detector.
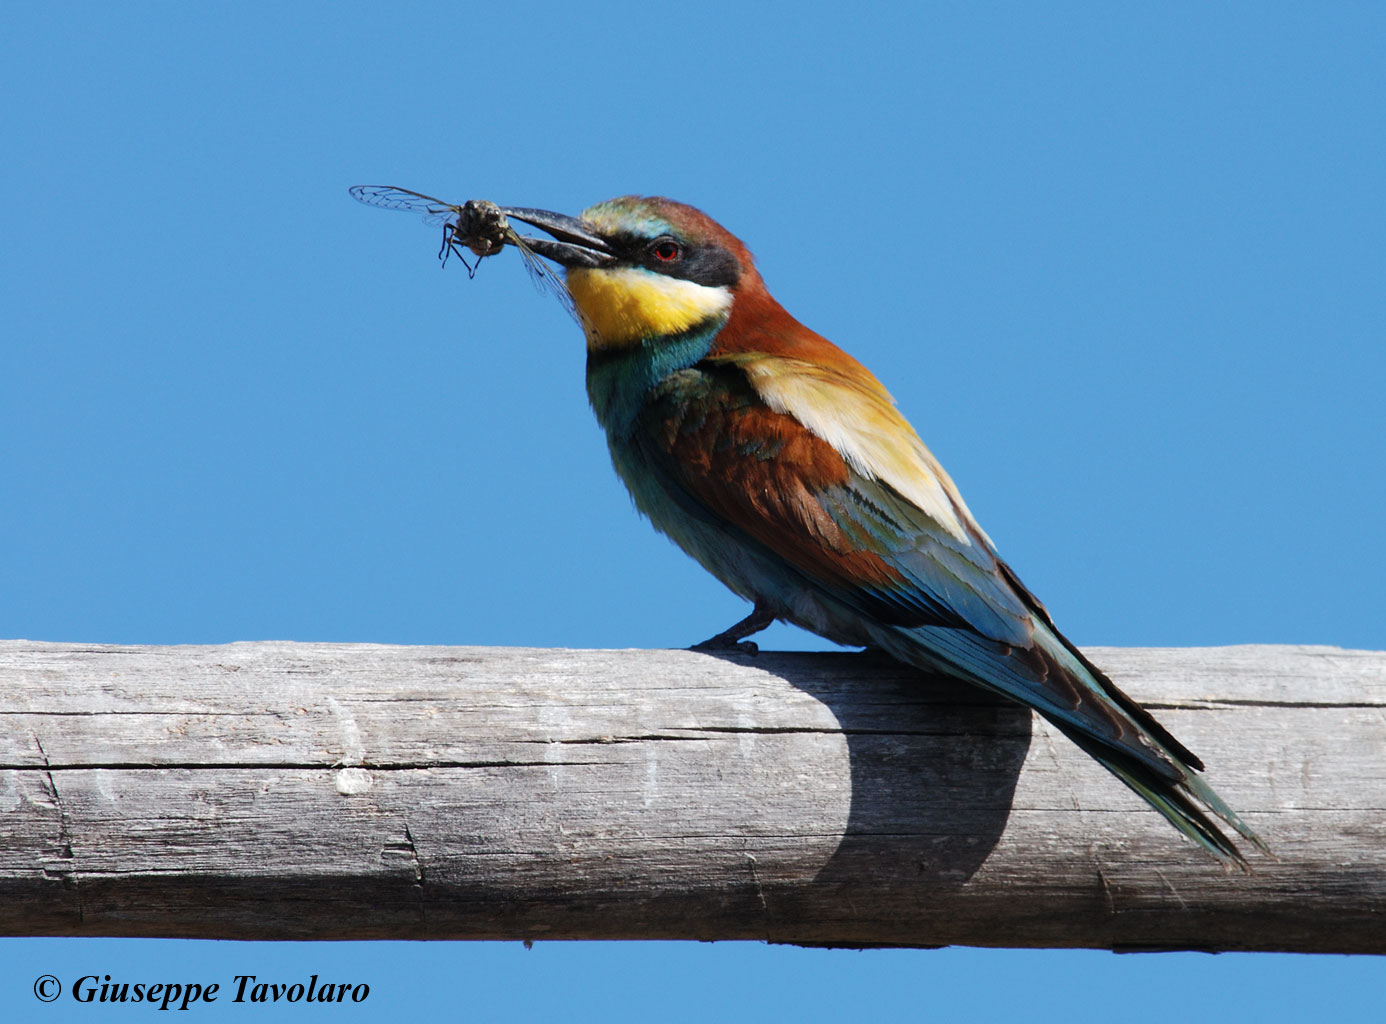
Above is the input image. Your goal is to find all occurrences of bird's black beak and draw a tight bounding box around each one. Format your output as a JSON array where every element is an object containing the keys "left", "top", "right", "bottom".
[{"left": 501, "top": 207, "right": 617, "bottom": 268}]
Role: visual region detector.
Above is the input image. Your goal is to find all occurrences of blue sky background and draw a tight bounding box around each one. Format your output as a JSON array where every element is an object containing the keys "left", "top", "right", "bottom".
[{"left": 2, "top": 2, "right": 1383, "bottom": 1019}]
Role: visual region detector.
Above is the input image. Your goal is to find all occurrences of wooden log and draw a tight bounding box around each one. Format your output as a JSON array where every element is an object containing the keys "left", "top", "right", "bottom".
[{"left": 0, "top": 640, "right": 1381, "bottom": 952}]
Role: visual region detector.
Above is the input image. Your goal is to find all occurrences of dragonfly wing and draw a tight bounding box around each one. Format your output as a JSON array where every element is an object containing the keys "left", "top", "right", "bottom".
[
  {"left": 507, "top": 228, "right": 580, "bottom": 323},
  {"left": 349, "top": 185, "right": 461, "bottom": 227}
]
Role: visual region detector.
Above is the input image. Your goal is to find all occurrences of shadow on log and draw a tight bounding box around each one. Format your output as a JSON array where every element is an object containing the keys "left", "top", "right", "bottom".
[{"left": 704, "top": 650, "right": 1033, "bottom": 944}]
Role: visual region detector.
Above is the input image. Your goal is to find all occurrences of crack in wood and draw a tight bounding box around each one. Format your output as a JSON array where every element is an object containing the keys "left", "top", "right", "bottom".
[
  {"left": 0, "top": 710, "right": 268, "bottom": 717},
  {"left": 540, "top": 735, "right": 712, "bottom": 745},
  {"left": 1145, "top": 700, "right": 1386, "bottom": 710},
  {"left": 379, "top": 822, "right": 429, "bottom": 929},
  {"left": 0, "top": 760, "right": 626, "bottom": 772},
  {"left": 1154, "top": 868, "right": 1190, "bottom": 910},
  {"left": 33, "top": 733, "right": 83, "bottom": 923},
  {"left": 745, "top": 852, "right": 770, "bottom": 940}
]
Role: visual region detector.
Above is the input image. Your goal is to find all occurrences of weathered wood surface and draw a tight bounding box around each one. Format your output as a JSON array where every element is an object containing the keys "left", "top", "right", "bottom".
[{"left": 0, "top": 640, "right": 1381, "bottom": 952}]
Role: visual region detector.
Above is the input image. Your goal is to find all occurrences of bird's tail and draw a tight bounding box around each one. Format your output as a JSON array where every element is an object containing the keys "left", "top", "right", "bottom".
[
  {"left": 1029, "top": 622, "right": 1271, "bottom": 869},
  {"left": 879, "top": 617, "right": 1270, "bottom": 868},
  {"left": 1051, "top": 721, "right": 1269, "bottom": 870}
]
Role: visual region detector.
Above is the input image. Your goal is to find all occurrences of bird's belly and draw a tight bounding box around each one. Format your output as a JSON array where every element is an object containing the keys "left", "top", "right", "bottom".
[{"left": 606, "top": 438, "right": 874, "bottom": 648}]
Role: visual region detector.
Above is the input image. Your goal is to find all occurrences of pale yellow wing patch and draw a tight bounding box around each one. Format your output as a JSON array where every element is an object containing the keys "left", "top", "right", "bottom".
[{"left": 739, "top": 357, "right": 983, "bottom": 545}]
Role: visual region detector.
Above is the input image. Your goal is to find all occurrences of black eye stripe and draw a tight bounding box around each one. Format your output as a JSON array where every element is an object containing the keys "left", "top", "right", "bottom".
[
  {"left": 668, "top": 246, "right": 741, "bottom": 288},
  {"left": 603, "top": 232, "right": 741, "bottom": 288}
]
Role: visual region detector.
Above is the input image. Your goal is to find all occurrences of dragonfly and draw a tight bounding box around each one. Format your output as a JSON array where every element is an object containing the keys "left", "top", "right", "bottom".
[{"left": 349, "top": 184, "right": 585, "bottom": 320}]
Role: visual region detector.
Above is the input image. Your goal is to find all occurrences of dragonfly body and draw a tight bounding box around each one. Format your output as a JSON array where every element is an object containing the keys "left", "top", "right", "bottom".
[
  {"left": 350, "top": 186, "right": 515, "bottom": 271},
  {"left": 454, "top": 200, "right": 509, "bottom": 258},
  {"left": 351, "top": 185, "right": 609, "bottom": 309}
]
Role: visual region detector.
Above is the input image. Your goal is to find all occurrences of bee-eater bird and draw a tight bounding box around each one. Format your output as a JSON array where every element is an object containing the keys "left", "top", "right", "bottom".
[{"left": 411, "top": 193, "right": 1265, "bottom": 867}]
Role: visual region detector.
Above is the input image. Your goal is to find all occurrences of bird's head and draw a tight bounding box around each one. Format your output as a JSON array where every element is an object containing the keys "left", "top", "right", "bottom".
[{"left": 509, "top": 197, "right": 760, "bottom": 352}]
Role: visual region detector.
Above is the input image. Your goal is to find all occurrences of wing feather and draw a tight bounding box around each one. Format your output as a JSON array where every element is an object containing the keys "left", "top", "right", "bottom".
[
  {"left": 621, "top": 355, "right": 1262, "bottom": 861},
  {"left": 633, "top": 358, "right": 1194, "bottom": 775}
]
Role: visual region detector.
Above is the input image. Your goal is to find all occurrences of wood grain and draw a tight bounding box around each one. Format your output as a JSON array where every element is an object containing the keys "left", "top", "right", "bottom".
[{"left": 0, "top": 641, "right": 1381, "bottom": 951}]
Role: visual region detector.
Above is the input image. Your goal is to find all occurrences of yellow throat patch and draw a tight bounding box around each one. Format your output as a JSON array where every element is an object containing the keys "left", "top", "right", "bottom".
[{"left": 566, "top": 267, "right": 732, "bottom": 350}]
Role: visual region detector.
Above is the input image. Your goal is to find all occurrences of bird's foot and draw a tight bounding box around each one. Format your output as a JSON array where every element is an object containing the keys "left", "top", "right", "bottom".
[
  {"left": 688, "top": 602, "right": 775, "bottom": 655},
  {"left": 690, "top": 635, "right": 760, "bottom": 655}
]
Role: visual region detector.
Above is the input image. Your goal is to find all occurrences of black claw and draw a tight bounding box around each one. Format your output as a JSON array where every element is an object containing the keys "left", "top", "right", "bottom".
[
  {"left": 690, "top": 602, "right": 775, "bottom": 653},
  {"left": 690, "top": 636, "right": 760, "bottom": 655}
]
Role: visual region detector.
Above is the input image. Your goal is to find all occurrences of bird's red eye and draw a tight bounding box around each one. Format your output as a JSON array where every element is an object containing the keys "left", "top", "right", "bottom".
[{"left": 652, "top": 240, "right": 681, "bottom": 262}]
